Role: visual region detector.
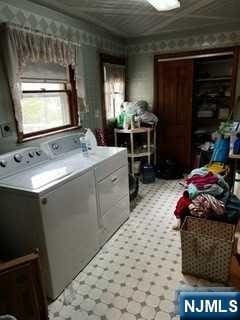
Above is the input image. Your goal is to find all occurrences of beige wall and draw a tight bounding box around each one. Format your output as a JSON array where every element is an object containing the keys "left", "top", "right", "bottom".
[{"left": 127, "top": 54, "right": 154, "bottom": 108}]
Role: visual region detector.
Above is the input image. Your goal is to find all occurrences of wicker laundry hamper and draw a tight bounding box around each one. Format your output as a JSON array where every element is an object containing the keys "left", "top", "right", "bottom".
[{"left": 180, "top": 217, "right": 235, "bottom": 283}]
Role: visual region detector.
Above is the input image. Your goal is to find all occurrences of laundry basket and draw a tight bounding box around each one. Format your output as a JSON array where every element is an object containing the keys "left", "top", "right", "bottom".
[{"left": 180, "top": 217, "right": 235, "bottom": 283}]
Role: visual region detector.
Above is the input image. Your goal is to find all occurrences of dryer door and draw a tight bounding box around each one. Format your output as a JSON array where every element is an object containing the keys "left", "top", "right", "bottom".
[{"left": 40, "top": 169, "right": 99, "bottom": 300}]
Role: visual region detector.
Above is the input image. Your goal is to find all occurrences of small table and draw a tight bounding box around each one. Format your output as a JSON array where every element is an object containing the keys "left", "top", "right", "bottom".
[{"left": 229, "top": 151, "right": 240, "bottom": 193}]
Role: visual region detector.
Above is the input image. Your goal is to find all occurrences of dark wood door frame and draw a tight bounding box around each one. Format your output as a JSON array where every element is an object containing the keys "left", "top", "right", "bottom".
[
  {"left": 99, "top": 53, "right": 127, "bottom": 128},
  {"left": 154, "top": 46, "right": 240, "bottom": 112}
]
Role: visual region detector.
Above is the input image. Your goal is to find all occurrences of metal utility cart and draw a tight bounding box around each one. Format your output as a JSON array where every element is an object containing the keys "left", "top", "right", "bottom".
[{"left": 114, "top": 127, "right": 156, "bottom": 175}]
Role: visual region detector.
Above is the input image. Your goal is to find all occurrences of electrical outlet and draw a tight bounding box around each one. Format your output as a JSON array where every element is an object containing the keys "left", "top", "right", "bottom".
[{"left": 1, "top": 122, "right": 13, "bottom": 137}]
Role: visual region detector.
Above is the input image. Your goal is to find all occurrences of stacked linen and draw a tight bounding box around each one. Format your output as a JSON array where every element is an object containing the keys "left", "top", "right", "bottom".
[
  {"left": 174, "top": 167, "right": 240, "bottom": 224},
  {"left": 185, "top": 167, "right": 229, "bottom": 201},
  {"left": 185, "top": 167, "right": 228, "bottom": 220},
  {"left": 174, "top": 190, "right": 225, "bottom": 222},
  {"left": 174, "top": 167, "right": 229, "bottom": 221}
]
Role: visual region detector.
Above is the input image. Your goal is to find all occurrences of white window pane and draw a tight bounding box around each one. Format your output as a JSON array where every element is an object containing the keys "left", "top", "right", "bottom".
[
  {"left": 21, "top": 92, "right": 70, "bottom": 134},
  {"left": 21, "top": 82, "right": 65, "bottom": 91},
  {"left": 103, "top": 64, "right": 125, "bottom": 120},
  {"left": 105, "top": 93, "right": 124, "bottom": 120},
  {"left": 115, "top": 93, "right": 124, "bottom": 116}
]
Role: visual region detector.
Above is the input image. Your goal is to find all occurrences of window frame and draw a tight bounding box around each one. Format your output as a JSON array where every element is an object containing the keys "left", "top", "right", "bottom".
[
  {"left": 18, "top": 65, "right": 79, "bottom": 142},
  {"left": 100, "top": 54, "right": 127, "bottom": 128}
]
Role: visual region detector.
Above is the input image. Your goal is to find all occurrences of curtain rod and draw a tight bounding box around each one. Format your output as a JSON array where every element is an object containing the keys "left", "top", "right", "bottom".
[
  {"left": 0, "top": 22, "right": 82, "bottom": 48},
  {"left": 157, "top": 51, "right": 234, "bottom": 62}
]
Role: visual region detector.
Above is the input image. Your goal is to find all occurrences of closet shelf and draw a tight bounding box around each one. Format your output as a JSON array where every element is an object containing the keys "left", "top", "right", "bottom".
[
  {"left": 194, "top": 118, "right": 221, "bottom": 123},
  {"left": 195, "top": 76, "right": 232, "bottom": 82}
]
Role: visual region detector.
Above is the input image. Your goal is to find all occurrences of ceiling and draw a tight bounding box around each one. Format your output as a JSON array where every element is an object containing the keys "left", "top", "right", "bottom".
[{"left": 28, "top": 0, "right": 240, "bottom": 39}]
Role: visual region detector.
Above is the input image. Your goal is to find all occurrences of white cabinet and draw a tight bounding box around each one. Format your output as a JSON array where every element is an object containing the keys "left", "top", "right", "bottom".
[
  {"left": 98, "top": 165, "right": 128, "bottom": 214},
  {"left": 95, "top": 150, "right": 127, "bottom": 182},
  {"left": 100, "top": 195, "right": 129, "bottom": 245},
  {"left": 95, "top": 149, "right": 130, "bottom": 246}
]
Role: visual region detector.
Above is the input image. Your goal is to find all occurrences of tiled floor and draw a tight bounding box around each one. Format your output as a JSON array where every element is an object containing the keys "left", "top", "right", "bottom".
[{"left": 48, "top": 179, "right": 222, "bottom": 320}]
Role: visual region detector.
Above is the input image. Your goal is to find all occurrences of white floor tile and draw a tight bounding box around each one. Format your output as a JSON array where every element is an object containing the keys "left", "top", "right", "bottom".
[
  {"left": 113, "top": 296, "right": 128, "bottom": 310},
  {"left": 49, "top": 179, "right": 218, "bottom": 320},
  {"left": 132, "top": 290, "right": 146, "bottom": 303},
  {"left": 105, "top": 307, "right": 122, "bottom": 320},
  {"left": 155, "top": 311, "right": 171, "bottom": 320},
  {"left": 100, "top": 291, "right": 114, "bottom": 305},
  {"left": 120, "top": 312, "right": 136, "bottom": 320},
  {"left": 126, "top": 301, "right": 141, "bottom": 315},
  {"left": 140, "top": 305, "right": 156, "bottom": 319},
  {"left": 93, "top": 302, "right": 108, "bottom": 316}
]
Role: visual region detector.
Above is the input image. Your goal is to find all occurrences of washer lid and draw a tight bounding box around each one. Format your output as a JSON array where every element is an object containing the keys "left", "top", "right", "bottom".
[
  {"left": 0, "top": 162, "right": 76, "bottom": 191},
  {"left": 0, "top": 151, "right": 92, "bottom": 193}
]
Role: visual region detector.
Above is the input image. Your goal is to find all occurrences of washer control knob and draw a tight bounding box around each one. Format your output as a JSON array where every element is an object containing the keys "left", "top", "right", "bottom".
[
  {"left": 36, "top": 150, "right": 42, "bottom": 156},
  {"left": 14, "top": 154, "right": 23, "bottom": 163},
  {"left": 0, "top": 160, "right": 7, "bottom": 167},
  {"left": 29, "top": 151, "right": 34, "bottom": 158},
  {"left": 52, "top": 143, "right": 59, "bottom": 150}
]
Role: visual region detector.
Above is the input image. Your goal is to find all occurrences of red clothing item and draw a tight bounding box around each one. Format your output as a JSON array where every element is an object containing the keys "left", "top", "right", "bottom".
[
  {"left": 186, "top": 172, "right": 218, "bottom": 190},
  {"left": 174, "top": 191, "right": 192, "bottom": 219}
]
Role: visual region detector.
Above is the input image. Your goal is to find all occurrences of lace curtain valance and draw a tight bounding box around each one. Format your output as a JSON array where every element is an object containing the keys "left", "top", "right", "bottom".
[
  {"left": 8, "top": 27, "right": 76, "bottom": 69},
  {"left": 0, "top": 25, "right": 88, "bottom": 136}
]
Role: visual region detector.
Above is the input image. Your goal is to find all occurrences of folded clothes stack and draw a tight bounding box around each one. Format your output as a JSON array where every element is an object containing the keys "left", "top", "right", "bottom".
[
  {"left": 185, "top": 167, "right": 229, "bottom": 201},
  {"left": 174, "top": 166, "right": 240, "bottom": 224}
]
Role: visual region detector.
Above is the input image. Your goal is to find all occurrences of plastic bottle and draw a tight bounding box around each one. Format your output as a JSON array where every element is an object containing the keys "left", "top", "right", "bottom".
[{"left": 80, "top": 136, "right": 88, "bottom": 155}]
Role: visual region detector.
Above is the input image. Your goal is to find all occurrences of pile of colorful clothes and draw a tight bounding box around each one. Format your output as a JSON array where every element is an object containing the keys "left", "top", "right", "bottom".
[
  {"left": 174, "top": 167, "right": 240, "bottom": 224},
  {"left": 185, "top": 167, "right": 229, "bottom": 201}
]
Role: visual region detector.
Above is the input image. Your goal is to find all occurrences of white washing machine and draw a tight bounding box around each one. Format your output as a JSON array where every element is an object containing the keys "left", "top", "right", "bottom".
[
  {"left": 0, "top": 146, "right": 99, "bottom": 300},
  {"left": 42, "top": 133, "right": 130, "bottom": 246},
  {"left": 0, "top": 134, "right": 130, "bottom": 300}
]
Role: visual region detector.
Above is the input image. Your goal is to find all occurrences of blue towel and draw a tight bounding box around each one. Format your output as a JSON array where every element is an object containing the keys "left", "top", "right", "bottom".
[{"left": 211, "top": 138, "right": 230, "bottom": 163}]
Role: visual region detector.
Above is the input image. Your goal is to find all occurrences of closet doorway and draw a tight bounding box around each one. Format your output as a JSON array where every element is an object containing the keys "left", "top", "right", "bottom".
[
  {"left": 154, "top": 58, "right": 193, "bottom": 169},
  {"left": 154, "top": 48, "right": 238, "bottom": 170}
]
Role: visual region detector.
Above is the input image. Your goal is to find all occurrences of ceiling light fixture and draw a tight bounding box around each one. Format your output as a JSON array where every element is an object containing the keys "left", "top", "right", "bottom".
[{"left": 146, "top": 0, "right": 180, "bottom": 11}]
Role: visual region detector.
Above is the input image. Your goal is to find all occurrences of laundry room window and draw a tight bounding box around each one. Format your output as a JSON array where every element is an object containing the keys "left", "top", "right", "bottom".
[
  {"left": 20, "top": 63, "right": 79, "bottom": 140},
  {"left": 100, "top": 54, "right": 126, "bottom": 127}
]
